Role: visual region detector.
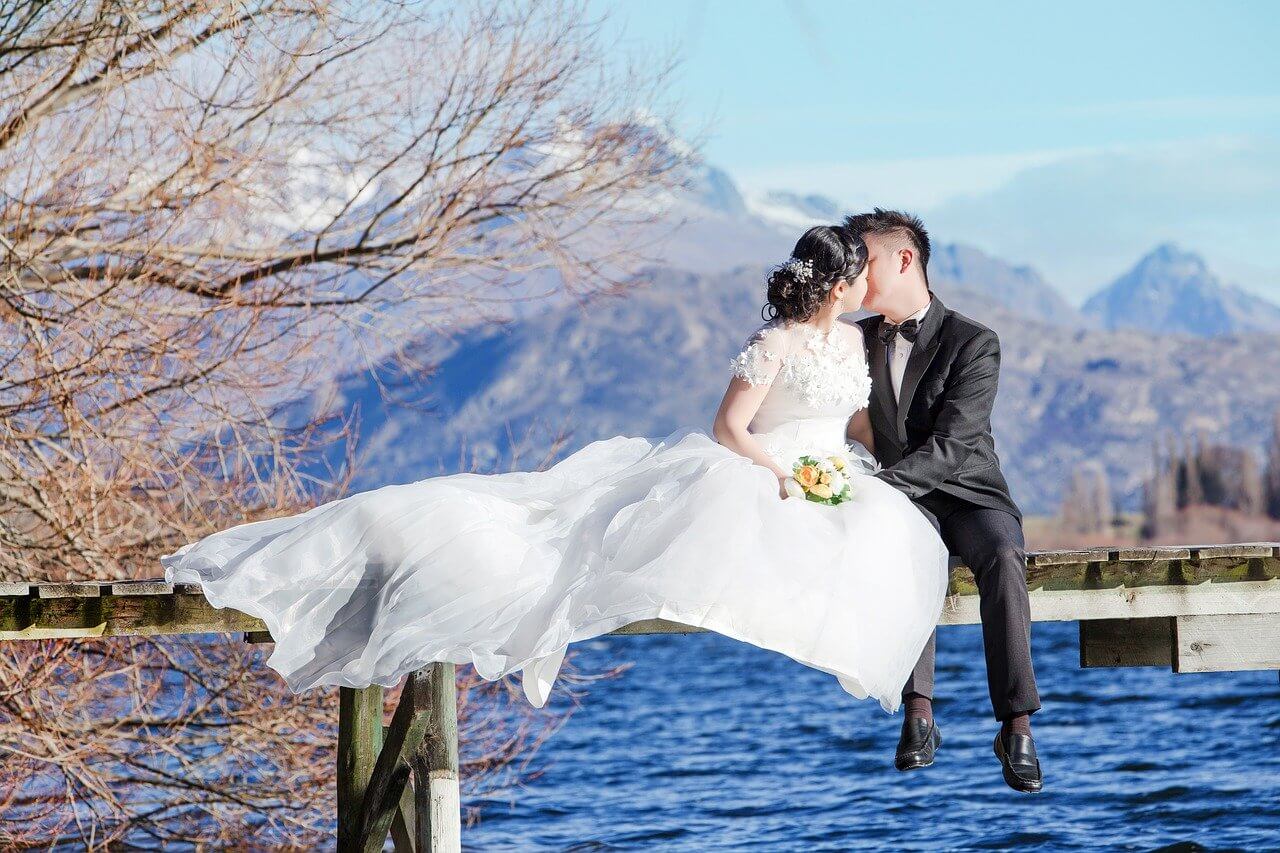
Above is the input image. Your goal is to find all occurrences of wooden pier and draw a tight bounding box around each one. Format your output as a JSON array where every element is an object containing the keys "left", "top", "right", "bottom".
[{"left": 2, "top": 542, "right": 1279, "bottom": 851}]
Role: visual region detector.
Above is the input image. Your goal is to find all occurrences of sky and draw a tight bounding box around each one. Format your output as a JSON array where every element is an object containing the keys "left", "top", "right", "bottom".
[{"left": 596, "top": 0, "right": 1280, "bottom": 304}]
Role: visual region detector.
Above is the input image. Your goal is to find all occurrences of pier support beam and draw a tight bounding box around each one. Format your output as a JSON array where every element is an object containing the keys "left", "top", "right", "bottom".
[
  {"left": 335, "top": 663, "right": 460, "bottom": 852},
  {"left": 337, "top": 685, "right": 384, "bottom": 850},
  {"left": 1174, "top": 613, "right": 1280, "bottom": 673},
  {"left": 413, "top": 662, "right": 460, "bottom": 853},
  {"left": 1079, "top": 617, "right": 1172, "bottom": 668}
]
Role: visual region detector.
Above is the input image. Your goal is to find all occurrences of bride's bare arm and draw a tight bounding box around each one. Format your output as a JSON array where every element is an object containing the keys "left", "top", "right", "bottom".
[
  {"left": 712, "top": 378, "right": 790, "bottom": 481},
  {"left": 713, "top": 326, "right": 792, "bottom": 490},
  {"left": 846, "top": 406, "right": 875, "bottom": 456}
]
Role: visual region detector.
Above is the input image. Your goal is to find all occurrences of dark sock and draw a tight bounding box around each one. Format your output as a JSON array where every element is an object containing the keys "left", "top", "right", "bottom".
[
  {"left": 1001, "top": 711, "right": 1032, "bottom": 738},
  {"left": 903, "top": 691, "right": 933, "bottom": 722}
]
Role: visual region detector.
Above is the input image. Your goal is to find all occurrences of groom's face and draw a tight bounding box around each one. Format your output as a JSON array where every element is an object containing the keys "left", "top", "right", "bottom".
[{"left": 860, "top": 233, "right": 894, "bottom": 313}]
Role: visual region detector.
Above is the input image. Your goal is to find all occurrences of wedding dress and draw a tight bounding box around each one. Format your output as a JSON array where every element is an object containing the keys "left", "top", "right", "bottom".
[{"left": 162, "top": 317, "right": 950, "bottom": 713}]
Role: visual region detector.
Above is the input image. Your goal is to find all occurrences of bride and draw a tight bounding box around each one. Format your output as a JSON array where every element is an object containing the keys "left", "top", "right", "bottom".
[{"left": 162, "top": 225, "right": 950, "bottom": 713}]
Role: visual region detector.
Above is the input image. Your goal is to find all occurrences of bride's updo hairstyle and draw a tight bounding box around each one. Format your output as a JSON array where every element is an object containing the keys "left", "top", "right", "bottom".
[{"left": 764, "top": 225, "right": 867, "bottom": 322}]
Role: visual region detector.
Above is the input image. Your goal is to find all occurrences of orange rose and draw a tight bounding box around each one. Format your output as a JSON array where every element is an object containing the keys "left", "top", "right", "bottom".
[
  {"left": 810, "top": 482, "right": 833, "bottom": 499},
  {"left": 795, "top": 465, "right": 820, "bottom": 489}
]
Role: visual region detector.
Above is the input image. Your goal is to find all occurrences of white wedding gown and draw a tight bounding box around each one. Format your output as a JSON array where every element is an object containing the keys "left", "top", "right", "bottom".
[{"left": 162, "top": 317, "right": 949, "bottom": 713}]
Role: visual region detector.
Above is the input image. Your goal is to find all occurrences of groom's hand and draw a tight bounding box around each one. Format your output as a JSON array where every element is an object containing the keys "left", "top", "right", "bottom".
[{"left": 874, "top": 329, "right": 1001, "bottom": 499}]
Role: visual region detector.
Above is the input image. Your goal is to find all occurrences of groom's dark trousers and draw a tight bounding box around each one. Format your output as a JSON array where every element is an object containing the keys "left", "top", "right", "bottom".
[
  {"left": 858, "top": 295, "right": 1041, "bottom": 722},
  {"left": 907, "top": 492, "right": 1039, "bottom": 721}
]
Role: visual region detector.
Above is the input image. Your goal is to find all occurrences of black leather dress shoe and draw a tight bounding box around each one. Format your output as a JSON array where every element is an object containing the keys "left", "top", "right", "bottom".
[
  {"left": 993, "top": 730, "right": 1043, "bottom": 793},
  {"left": 895, "top": 716, "right": 941, "bottom": 771}
]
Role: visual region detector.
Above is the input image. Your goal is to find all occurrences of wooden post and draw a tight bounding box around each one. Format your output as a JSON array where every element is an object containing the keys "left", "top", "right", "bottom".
[
  {"left": 383, "top": 723, "right": 419, "bottom": 852},
  {"left": 390, "top": 782, "right": 417, "bottom": 852},
  {"left": 337, "top": 685, "right": 384, "bottom": 851},
  {"left": 413, "top": 662, "right": 460, "bottom": 853},
  {"left": 335, "top": 665, "right": 459, "bottom": 853},
  {"left": 355, "top": 668, "right": 444, "bottom": 852}
]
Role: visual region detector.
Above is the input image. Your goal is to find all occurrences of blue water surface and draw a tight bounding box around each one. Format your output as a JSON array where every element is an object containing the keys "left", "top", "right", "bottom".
[{"left": 464, "top": 620, "right": 1280, "bottom": 851}]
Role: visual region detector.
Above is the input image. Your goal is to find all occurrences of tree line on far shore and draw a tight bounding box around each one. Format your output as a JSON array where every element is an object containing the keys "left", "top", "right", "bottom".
[{"left": 1056, "top": 409, "right": 1280, "bottom": 540}]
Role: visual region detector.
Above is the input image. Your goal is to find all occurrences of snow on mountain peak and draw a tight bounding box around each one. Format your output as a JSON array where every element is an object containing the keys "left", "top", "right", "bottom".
[{"left": 744, "top": 190, "right": 842, "bottom": 230}]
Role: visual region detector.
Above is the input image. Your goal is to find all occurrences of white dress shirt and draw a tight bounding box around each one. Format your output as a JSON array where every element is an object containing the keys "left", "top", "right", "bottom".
[{"left": 889, "top": 299, "right": 934, "bottom": 403}]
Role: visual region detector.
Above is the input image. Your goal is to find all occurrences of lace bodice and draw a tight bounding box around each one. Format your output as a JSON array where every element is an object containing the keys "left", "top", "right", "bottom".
[{"left": 728, "top": 317, "right": 873, "bottom": 466}]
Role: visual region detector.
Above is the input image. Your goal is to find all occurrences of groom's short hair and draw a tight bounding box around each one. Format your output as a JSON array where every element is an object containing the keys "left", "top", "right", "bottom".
[{"left": 843, "top": 208, "right": 931, "bottom": 282}]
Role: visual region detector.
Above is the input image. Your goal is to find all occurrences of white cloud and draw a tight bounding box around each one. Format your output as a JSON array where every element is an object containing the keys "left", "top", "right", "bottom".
[{"left": 734, "top": 147, "right": 1097, "bottom": 210}]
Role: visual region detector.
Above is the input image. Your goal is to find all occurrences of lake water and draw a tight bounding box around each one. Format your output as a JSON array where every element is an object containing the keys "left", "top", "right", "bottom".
[{"left": 464, "top": 620, "right": 1280, "bottom": 851}]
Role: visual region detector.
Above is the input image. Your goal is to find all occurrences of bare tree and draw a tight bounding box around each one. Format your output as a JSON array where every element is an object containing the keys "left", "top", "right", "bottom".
[
  {"left": 1141, "top": 439, "right": 1178, "bottom": 539},
  {"left": 1172, "top": 437, "right": 1204, "bottom": 508},
  {"left": 1197, "top": 444, "right": 1264, "bottom": 515},
  {"left": 1265, "top": 408, "right": 1280, "bottom": 520},
  {"left": 0, "top": 0, "right": 686, "bottom": 845},
  {"left": 1058, "top": 460, "right": 1113, "bottom": 535}
]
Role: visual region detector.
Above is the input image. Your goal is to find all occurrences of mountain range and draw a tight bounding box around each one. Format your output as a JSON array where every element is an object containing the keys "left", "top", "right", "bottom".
[
  {"left": 299, "top": 156, "right": 1280, "bottom": 514},
  {"left": 1082, "top": 243, "right": 1280, "bottom": 336}
]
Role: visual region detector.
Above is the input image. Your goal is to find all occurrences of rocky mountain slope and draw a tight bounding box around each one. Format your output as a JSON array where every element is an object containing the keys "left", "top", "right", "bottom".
[
  {"left": 292, "top": 157, "right": 1280, "bottom": 515},
  {"left": 1083, "top": 244, "right": 1280, "bottom": 335},
  {"left": 305, "top": 261, "right": 1280, "bottom": 514}
]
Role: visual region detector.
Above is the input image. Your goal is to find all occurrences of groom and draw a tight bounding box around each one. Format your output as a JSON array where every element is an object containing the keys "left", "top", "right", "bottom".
[{"left": 845, "top": 209, "right": 1044, "bottom": 793}]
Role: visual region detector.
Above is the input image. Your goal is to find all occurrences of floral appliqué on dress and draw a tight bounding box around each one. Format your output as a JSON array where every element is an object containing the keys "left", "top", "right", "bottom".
[
  {"left": 729, "top": 340, "right": 782, "bottom": 386},
  {"left": 730, "top": 323, "right": 872, "bottom": 410}
]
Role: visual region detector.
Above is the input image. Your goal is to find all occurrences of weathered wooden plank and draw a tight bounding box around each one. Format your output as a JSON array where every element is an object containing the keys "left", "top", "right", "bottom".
[
  {"left": 4, "top": 556, "right": 1279, "bottom": 641},
  {"left": 110, "top": 580, "right": 174, "bottom": 596},
  {"left": 1190, "top": 543, "right": 1277, "bottom": 560},
  {"left": 382, "top": 724, "right": 419, "bottom": 851},
  {"left": 0, "top": 594, "right": 30, "bottom": 634},
  {"left": 4, "top": 581, "right": 1280, "bottom": 638},
  {"left": 1173, "top": 613, "right": 1280, "bottom": 673},
  {"left": 1117, "top": 546, "right": 1191, "bottom": 561},
  {"left": 0, "top": 592, "right": 267, "bottom": 640},
  {"left": 391, "top": 781, "right": 416, "bottom": 853},
  {"left": 338, "top": 685, "right": 384, "bottom": 851},
  {"left": 1028, "top": 548, "right": 1115, "bottom": 567},
  {"left": 37, "top": 582, "right": 106, "bottom": 599},
  {"left": 1079, "top": 618, "right": 1172, "bottom": 668},
  {"left": 1023, "top": 553, "right": 1280, "bottom": 593},
  {"left": 3, "top": 593, "right": 106, "bottom": 639},
  {"left": 939, "top": 579, "right": 1280, "bottom": 625},
  {"left": 11, "top": 549, "right": 1274, "bottom": 605},
  {"left": 1184, "top": 555, "right": 1280, "bottom": 585}
]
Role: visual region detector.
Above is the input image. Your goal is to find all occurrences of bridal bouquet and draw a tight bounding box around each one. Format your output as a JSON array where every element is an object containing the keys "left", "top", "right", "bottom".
[{"left": 783, "top": 453, "right": 856, "bottom": 505}]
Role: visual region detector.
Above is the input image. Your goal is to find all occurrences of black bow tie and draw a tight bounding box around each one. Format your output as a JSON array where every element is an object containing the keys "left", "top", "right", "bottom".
[{"left": 878, "top": 318, "right": 920, "bottom": 345}]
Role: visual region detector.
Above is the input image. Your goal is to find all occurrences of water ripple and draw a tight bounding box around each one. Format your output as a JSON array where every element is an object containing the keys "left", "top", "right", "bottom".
[{"left": 464, "top": 622, "right": 1280, "bottom": 851}]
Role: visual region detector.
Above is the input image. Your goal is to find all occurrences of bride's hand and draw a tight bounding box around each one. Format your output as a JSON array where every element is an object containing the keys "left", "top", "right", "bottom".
[{"left": 777, "top": 474, "right": 792, "bottom": 500}]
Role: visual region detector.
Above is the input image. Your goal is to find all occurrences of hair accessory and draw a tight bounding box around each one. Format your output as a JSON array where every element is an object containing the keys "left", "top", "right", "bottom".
[{"left": 780, "top": 257, "right": 815, "bottom": 283}]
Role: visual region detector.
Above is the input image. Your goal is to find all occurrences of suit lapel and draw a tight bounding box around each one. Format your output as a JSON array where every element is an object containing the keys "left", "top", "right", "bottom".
[
  {"left": 867, "top": 317, "right": 898, "bottom": 433},
  {"left": 895, "top": 295, "right": 946, "bottom": 444}
]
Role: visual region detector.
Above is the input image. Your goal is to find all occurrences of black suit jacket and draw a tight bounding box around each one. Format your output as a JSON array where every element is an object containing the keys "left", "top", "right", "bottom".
[{"left": 856, "top": 295, "right": 1022, "bottom": 521}]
